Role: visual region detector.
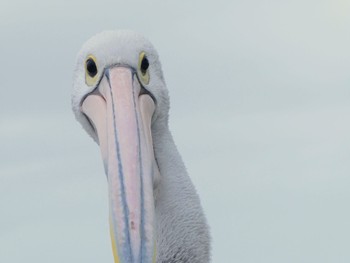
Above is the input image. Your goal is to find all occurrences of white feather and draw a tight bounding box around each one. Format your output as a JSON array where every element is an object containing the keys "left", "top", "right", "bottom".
[{"left": 72, "top": 30, "right": 211, "bottom": 262}]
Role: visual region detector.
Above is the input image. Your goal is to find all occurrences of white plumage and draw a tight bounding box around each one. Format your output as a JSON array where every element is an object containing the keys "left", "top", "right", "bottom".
[{"left": 72, "top": 30, "right": 210, "bottom": 263}]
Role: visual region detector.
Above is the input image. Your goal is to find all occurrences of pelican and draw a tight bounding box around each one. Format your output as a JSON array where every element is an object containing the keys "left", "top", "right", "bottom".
[{"left": 72, "top": 30, "right": 210, "bottom": 263}]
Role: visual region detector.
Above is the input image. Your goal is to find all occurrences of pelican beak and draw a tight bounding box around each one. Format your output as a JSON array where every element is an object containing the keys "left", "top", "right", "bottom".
[{"left": 81, "top": 67, "right": 158, "bottom": 263}]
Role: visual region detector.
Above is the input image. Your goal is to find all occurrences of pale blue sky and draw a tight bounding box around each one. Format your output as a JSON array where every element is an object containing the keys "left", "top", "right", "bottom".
[{"left": 1, "top": 0, "right": 350, "bottom": 262}]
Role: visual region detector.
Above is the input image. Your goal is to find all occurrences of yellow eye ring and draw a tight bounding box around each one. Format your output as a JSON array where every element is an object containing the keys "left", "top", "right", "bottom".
[
  {"left": 85, "top": 55, "right": 99, "bottom": 86},
  {"left": 138, "top": 52, "right": 150, "bottom": 85}
]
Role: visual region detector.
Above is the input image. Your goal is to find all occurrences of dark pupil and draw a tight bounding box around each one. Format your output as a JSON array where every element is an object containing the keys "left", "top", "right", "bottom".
[
  {"left": 140, "top": 56, "right": 149, "bottom": 74},
  {"left": 86, "top": 58, "right": 97, "bottom": 77}
]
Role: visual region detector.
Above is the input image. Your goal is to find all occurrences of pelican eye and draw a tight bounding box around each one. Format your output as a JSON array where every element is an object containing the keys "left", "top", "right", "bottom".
[
  {"left": 86, "top": 58, "right": 97, "bottom": 77},
  {"left": 85, "top": 55, "right": 98, "bottom": 86},
  {"left": 140, "top": 56, "right": 149, "bottom": 74},
  {"left": 138, "top": 52, "right": 150, "bottom": 85}
]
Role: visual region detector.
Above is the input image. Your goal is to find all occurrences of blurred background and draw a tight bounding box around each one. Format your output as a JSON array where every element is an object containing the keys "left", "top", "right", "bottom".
[{"left": 1, "top": 0, "right": 349, "bottom": 262}]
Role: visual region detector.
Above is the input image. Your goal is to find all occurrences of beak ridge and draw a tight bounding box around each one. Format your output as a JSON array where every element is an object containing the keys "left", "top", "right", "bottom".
[{"left": 82, "top": 67, "right": 157, "bottom": 263}]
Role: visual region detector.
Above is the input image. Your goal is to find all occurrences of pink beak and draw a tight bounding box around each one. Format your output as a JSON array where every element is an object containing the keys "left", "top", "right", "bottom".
[{"left": 81, "top": 67, "right": 158, "bottom": 263}]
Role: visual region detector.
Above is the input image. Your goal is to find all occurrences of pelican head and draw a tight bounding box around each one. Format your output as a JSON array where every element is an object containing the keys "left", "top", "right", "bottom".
[{"left": 72, "top": 30, "right": 210, "bottom": 263}]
